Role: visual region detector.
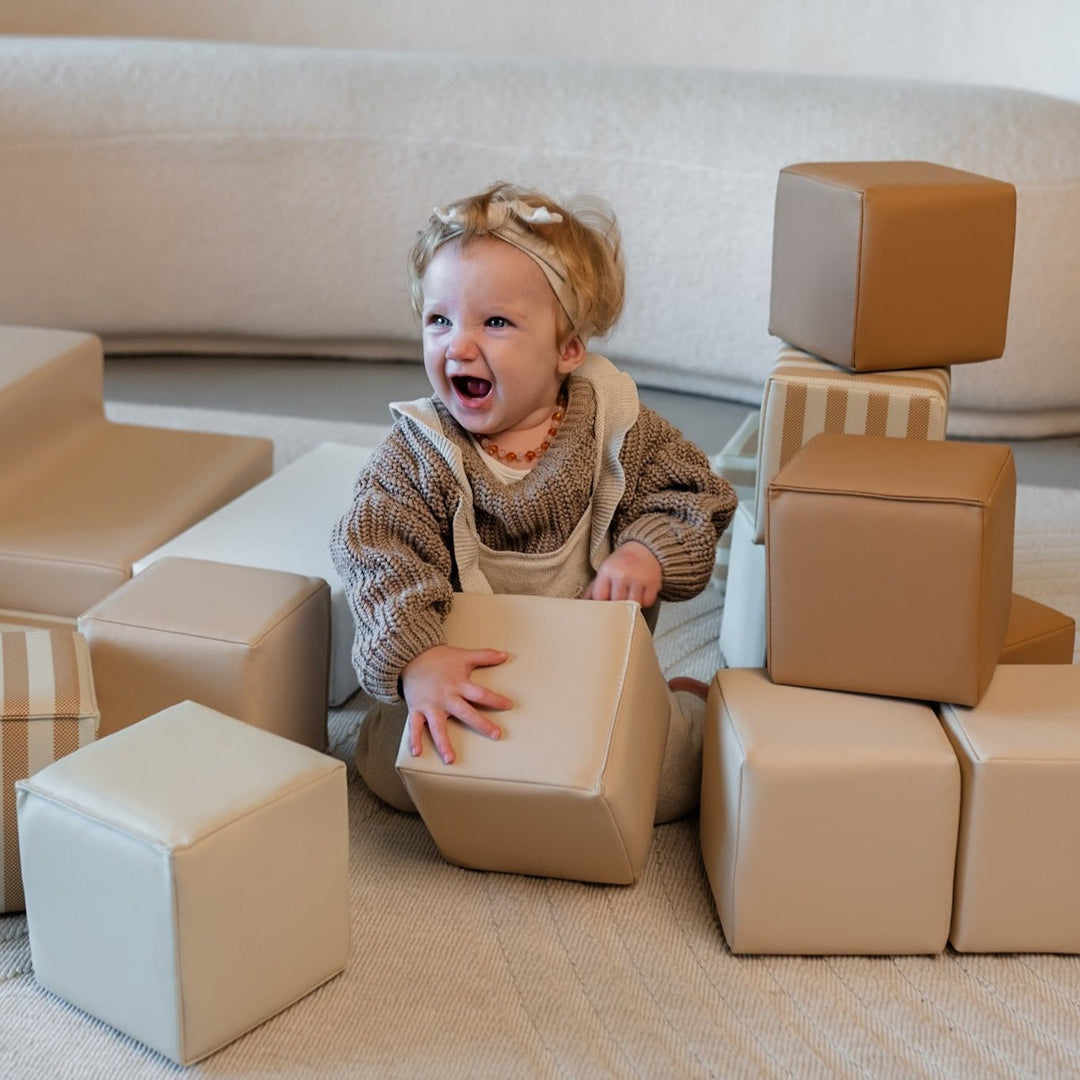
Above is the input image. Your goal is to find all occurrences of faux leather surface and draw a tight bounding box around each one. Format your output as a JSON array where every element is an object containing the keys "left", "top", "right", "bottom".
[
  {"left": 1, "top": 629, "right": 98, "bottom": 912},
  {"left": 79, "top": 557, "right": 330, "bottom": 746},
  {"left": 132, "top": 441, "right": 373, "bottom": 706},
  {"left": 718, "top": 504, "right": 766, "bottom": 669},
  {"left": 767, "top": 434, "right": 1015, "bottom": 705},
  {"left": 700, "top": 668, "right": 959, "bottom": 955},
  {"left": 752, "top": 346, "right": 949, "bottom": 542},
  {"left": 0, "top": 328, "right": 272, "bottom": 618},
  {"left": 938, "top": 665, "right": 1080, "bottom": 952},
  {"left": 769, "top": 161, "right": 1016, "bottom": 371},
  {"left": 396, "top": 593, "right": 670, "bottom": 884},
  {"left": 999, "top": 592, "right": 1076, "bottom": 664},
  {"left": 15, "top": 701, "right": 349, "bottom": 1064}
]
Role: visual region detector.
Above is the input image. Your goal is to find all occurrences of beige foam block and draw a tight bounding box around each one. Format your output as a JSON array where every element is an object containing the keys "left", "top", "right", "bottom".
[
  {"left": 938, "top": 665, "right": 1080, "bottom": 952},
  {"left": 767, "top": 433, "right": 1015, "bottom": 706},
  {"left": 769, "top": 161, "right": 1015, "bottom": 372},
  {"left": 396, "top": 593, "right": 671, "bottom": 884},
  {"left": 79, "top": 557, "right": 330, "bottom": 749},
  {"left": 701, "top": 668, "right": 960, "bottom": 955}
]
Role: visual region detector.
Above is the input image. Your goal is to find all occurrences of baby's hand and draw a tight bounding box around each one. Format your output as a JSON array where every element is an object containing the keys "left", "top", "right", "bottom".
[
  {"left": 400, "top": 644, "right": 511, "bottom": 765},
  {"left": 584, "top": 540, "right": 663, "bottom": 608}
]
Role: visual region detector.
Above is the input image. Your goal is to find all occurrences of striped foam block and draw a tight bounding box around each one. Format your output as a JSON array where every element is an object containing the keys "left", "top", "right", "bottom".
[
  {"left": 1, "top": 630, "right": 98, "bottom": 912},
  {"left": 753, "top": 345, "right": 950, "bottom": 543}
]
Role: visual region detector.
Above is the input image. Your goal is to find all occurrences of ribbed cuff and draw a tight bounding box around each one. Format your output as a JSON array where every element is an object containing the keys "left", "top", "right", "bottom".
[
  {"left": 362, "top": 618, "right": 448, "bottom": 703},
  {"left": 617, "top": 514, "right": 715, "bottom": 600}
]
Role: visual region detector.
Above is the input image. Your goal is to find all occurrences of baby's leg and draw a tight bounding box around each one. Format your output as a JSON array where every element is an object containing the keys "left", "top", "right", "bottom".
[
  {"left": 353, "top": 697, "right": 417, "bottom": 813},
  {"left": 654, "top": 681, "right": 709, "bottom": 824}
]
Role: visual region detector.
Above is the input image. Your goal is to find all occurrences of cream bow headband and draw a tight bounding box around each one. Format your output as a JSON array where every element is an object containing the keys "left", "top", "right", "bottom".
[{"left": 432, "top": 199, "right": 579, "bottom": 328}]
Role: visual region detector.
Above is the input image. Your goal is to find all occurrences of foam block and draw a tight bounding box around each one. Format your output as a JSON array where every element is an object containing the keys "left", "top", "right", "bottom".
[
  {"left": 79, "top": 557, "right": 330, "bottom": 748},
  {"left": 938, "top": 665, "right": 1080, "bottom": 952},
  {"left": 769, "top": 161, "right": 1016, "bottom": 371},
  {"left": 999, "top": 592, "right": 1075, "bottom": 664},
  {"left": 767, "top": 433, "right": 1015, "bottom": 706},
  {"left": 718, "top": 504, "right": 766, "bottom": 669},
  {"left": 1, "top": 629, "right": 97, "bottom": 912},
  {"left": 753, "top": 346, "right": 949, "bottom": 542},
  {"left": 711, "top": 411, "right": 759, "bottom": 594},
  {"left": 16, "top": 702, "right": 349, "bottom": 1065},
  {"left": 396, "top": 593, "right": 670, "bottom": 884},
  {"left": 701, "top": 668, "right": 960, "bottom": 954}
]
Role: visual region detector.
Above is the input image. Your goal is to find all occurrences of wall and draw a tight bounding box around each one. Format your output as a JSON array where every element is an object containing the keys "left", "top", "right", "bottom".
[{"left": 2, "top": 0, "right": 1078, "bottom": 103}]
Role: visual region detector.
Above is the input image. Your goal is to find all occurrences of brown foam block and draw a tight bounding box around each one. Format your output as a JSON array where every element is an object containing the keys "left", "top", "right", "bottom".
[
  {"left": 767, "top": 433, "right": 1015, "bottom": 706},
  {"left": 999, "top": 593, "right": 1076, "bottom": 664},
  {"left": 769, "top": 160, "right": 1015, "bottom": 372}
]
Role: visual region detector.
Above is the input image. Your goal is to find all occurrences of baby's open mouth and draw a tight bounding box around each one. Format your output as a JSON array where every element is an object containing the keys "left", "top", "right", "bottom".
[{"left": 452, "top": 376, "right": 492, "bottom": 400}]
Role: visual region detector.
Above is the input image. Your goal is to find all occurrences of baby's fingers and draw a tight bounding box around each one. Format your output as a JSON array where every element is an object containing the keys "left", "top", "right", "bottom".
[
  {"left": 408, "top": 709, "right": 457, "bottom": 765},
  {"left": 461, "top": 678, "right": 513, "bottom": 713},
  {"left": 584, "top": 576, "right": 610, "bottom": 601},
  {"left": 468, "top": 648, "right": 510, "bottom": 671},
  {"left": 453, "top": 699, "right": 503, "bottom": 743}
]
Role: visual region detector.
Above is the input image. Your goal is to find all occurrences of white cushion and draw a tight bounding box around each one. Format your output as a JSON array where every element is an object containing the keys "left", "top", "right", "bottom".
[
  {"left": 718, "top": 504, "right": 766, "bottom": 669},
  {"left": 132, "top": 442, "right": 372, "bottom": 706},
  {"left": 15, "top": 701, "right": 349, "bottom": 1066}
]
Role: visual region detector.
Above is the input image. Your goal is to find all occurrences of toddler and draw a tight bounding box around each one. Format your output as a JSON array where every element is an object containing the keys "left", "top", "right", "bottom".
[{"left": 330, "top": 182, "right": 736, "bottom": 822}]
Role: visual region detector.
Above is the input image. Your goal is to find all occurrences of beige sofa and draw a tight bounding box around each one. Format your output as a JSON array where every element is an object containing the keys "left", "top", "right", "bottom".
[{"left": 2, "top": 2, "right": 1079, "bottom": 436}]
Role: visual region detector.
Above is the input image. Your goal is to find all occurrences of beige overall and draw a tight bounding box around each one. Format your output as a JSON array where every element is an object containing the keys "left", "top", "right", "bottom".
[{"left": 353, "top": 355, "right": 703, "bottom": 822}]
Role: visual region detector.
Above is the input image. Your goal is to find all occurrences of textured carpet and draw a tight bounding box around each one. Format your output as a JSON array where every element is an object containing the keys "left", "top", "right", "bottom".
[{"left": 1, "top": 406, "right": 1078, "bottom": 1078}]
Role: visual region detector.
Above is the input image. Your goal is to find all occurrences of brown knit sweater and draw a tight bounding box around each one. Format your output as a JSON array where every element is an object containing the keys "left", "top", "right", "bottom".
[{"left": 329, "top": 374, "right": 736, "bottom": 701}]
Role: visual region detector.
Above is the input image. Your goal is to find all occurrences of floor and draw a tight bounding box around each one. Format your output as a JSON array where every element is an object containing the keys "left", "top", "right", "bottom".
[{"left": 103, "top": 354, "right": 1080, "bottom": 490}]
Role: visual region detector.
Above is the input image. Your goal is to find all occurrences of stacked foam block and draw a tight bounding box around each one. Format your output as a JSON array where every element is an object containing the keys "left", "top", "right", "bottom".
[{"left": 705, "top": 161, "right": 1079, "bottom": 955}]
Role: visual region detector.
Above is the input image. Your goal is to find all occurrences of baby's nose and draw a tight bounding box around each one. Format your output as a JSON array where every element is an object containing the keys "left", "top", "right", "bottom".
[{"left": 446, "top": 330, "right": 479, "bottom": 361}]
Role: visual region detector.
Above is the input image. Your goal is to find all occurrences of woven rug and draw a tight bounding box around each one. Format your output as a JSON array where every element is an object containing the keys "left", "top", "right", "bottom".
[{"left": 1, "top": 406, "right": 1079, "bottom": 1079}]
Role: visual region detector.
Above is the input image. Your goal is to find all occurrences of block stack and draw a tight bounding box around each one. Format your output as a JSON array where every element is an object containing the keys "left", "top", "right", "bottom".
[{"left": 704, "top": 160, "right": 1080, "bottom": 956}]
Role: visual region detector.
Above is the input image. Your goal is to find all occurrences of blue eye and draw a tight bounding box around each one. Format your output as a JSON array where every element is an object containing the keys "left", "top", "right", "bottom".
[
  {"left": 426, "top": 313, "right": 449, "bottom": 327},
  {"left": 486, "top": 316, "right": 510, "bottom": 328}
]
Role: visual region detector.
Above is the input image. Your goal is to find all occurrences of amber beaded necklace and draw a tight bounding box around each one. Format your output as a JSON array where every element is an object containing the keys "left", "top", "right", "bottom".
[{"left": 478, "top": 388, "right": 568, "bottom": 465}]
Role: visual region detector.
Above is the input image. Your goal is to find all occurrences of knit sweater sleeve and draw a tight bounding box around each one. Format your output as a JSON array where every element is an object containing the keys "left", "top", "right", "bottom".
[
  {"left": 613, "top": 404, "right": 738, "bottom": 601},
  {"left": 328, "top": 422, "right": 459, "bottom": 702}
]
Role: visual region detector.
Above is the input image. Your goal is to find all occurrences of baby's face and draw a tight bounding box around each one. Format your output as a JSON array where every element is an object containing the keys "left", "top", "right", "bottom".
[{"left": 420, "top": 237, "right": 583, "bottom": 446}]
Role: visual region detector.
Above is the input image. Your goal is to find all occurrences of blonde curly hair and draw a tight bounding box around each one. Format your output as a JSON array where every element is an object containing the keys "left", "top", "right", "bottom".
[{"left": 409, "top": 182, "right": 625, "bottom": 347}]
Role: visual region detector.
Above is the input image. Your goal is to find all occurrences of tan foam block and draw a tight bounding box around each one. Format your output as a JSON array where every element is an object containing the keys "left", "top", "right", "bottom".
[
  {"left": 769, "top": 161, "right": 1016, "bottom": 371},
  {"left": 79, "top": 557, "right": 330, "bottom": 749},
  {"left": 1, "top": 629, "right": 98, "bottom": 912},
  {"left": 938, "top": 665, "right": 1080, "bottom": 952},
  {"left": 396, "top": 593, "right": 671, "bottom": 884},
  {"left": 700, "top": 669, "right": 959, "bottom": 955},
  {"left": 753, "top": 345, "right": 950, "bottom": 542},
  {"left": 767, "top": 434, "right": 1015, "bottom": 706},
  {"left": 999, "top": 593, "right": 1076, "bottom": 664}
]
